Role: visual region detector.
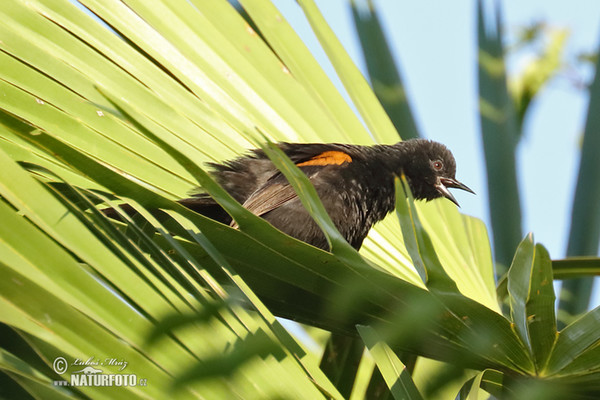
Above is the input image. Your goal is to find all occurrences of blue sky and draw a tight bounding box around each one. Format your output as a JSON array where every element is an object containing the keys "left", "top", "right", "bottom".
[{"left": 272, "top": 0, "right": 600, "bottom": 306}]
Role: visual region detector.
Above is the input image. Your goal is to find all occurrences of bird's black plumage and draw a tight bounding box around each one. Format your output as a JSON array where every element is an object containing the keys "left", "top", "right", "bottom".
[{"left": 178, "top": 139, "right": 473, "bottom": 251}]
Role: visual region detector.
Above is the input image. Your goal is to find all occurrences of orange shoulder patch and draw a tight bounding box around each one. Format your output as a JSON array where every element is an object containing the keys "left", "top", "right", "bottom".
[{"left": 296, "top": 151, "right": 352, "bottom": 167}]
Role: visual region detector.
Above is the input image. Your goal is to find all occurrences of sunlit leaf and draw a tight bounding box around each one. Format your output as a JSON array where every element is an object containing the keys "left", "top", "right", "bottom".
[{"left": 357, "top": 325, "right": 424, "bottom": 400}]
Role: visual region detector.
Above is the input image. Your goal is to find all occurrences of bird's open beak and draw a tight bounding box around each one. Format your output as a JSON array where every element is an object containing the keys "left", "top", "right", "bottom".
[{"left": 435, "top": 177, "right": 475, "bottom": 207}]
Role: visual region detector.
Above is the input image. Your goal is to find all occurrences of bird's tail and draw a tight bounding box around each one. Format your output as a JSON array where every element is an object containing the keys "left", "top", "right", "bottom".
[
  {"left": 101, "top": 195, "right": 232, "bottom": 225},
  {"left": 177, "top": 195, "right": 232, "bottom": 224},
  {"left": 101, "top": 203, "right": 137, "bottom": 221}
]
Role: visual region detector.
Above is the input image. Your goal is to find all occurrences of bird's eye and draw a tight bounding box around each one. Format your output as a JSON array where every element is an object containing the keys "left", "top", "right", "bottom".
[{"left": 432, "top": 160, "right": 443, "bottom": 171}]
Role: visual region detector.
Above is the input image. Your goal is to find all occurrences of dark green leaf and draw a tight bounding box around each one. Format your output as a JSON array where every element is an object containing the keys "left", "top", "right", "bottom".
[
  {"left": 552, "top": 257, "right": 600, "bottom": 278},
  {"left": 351, "top": 0, "right": 419, "bottom": 140},
  {"left": 458, "top": 369, "right": 506, "bottom": 400},
  {"left": 507, "top": 234, "right": 556, "bottom": 372},
  {"left": 318, "top": 334, "right": 364, "bottom": 399},
  {"left": 559, "top": 41, "right": 600, "bottom": 326},
  {"left": 477, "top": 0, "right": 522, "bottom": 275},
  {"left": 497, "top": 257, "right": 600, "bottom": 303},
  {"left": 546, "top": 306, "right": 600, "bottom": 375}
]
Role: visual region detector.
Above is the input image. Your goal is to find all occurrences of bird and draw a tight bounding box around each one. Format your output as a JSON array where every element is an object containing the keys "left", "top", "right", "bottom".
[{"left": 177, "top": 139, "right": 474, "bottom": 251}]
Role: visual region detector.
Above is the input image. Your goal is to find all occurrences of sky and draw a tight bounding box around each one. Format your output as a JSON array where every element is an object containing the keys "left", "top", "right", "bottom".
[{"left": 271, "top": 0, "right": 600, "bottom": 307}]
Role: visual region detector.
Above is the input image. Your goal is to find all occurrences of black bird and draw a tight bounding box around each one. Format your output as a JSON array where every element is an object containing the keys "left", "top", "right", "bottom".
[{"left": 178, "top": 139, "right": 474, "bottom": 251}]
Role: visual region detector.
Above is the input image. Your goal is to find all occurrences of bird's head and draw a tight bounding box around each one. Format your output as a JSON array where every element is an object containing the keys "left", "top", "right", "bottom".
[{"left": 394, "top": 139, "right": 474, "bottom": 206}]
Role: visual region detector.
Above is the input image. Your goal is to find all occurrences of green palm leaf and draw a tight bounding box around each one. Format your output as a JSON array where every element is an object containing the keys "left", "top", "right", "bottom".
[{"left": 9, "top": 0, "right": 599, "bottom": 398}]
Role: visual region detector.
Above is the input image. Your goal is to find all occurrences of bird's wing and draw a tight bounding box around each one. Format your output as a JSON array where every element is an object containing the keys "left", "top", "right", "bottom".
[
  {"left": 230, "top": 182, "right": 297, "bottom": 229},
  {"left": 230, "top": 148, "right": 354, "bottom": 228},
  {"left": 231, "top": 144, "right": 352, "bottom": 228},
  {"left": 277, "top": 143, "right": 354, "bottom": 165},
  {"left": 243, "top": 183, "right": 299, "bottom": 217}
]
